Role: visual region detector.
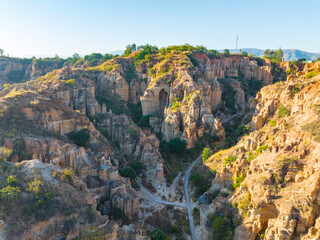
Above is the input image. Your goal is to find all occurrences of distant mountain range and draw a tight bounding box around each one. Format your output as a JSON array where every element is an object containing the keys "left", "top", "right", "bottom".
[
  {"left": 228, "top": 48, "right": 320, "bottom": 61},
  {"left": 108, "top": 50, "right": 124, "bottom": 56}
]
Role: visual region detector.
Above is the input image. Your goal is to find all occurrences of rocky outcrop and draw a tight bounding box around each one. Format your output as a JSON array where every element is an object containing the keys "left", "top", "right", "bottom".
[
  {"left": 140, "top": 54, "right": 272, "bottom": 146},
  {"left": 96, "top": 112, "right": 164, "bottom": 185},
  {"left": 0, "top": 56, "right": 63, "bottom": 90}
]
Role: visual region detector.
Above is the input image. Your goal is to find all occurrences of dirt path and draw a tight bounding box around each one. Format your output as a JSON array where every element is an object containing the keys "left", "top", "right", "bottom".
[
  {"left": 184, "top": 155, "right": 201, "bottom": 240},
  {"left": 137, "top": 181, "right": 186, "bottom": 208}
]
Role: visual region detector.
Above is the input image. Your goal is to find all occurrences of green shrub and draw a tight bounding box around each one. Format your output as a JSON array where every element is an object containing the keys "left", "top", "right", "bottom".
[
  {"left": 240, "top": 51, "right": 248, "bottom": 57},
  {"left": 128, "top": 160, "right": 142, "bottom": 173},
  {"left": 207, "top": 50, "right": 221, "bottom": 59},
  {"left": 128, "top": 125, "right": 139, "bottom": 139},
  {"left": 220, "top": 191, "right": 229, "bottom": 198},
  {"left": 133, "top": 44, "right": 158, "bottom": 67},
  {"left": 201, "top": 148, "right": 211, "bottom": 162},
  {"left": 27, "top": 192, "right": 53, "bottom": 215},
  {"left": 7, "top": 175, "right": 17, "bottom": 186},
  {"left": 97, "top": 127, "right": 109, "bottom": 139},
  {"left": 224, "top": 155, "right": 237, "bottom": 166},
  {"left": 119, "top": 167, "right": 136, "bottom": 180},
  {"left": 110, "top": 207, "right": 124, "bottom": 220},
  {"left": 28, "top": 179, "right": 43, "bottom": 195},
  {"left": 221, "top": 80, "right": 236, "bottom": 114},
  {"left": 0, "top": 147, "right": 12, "bottom": 161},
  {"left": 246, "top": 151, "right": 256, "bottom": 162},
  {"left": 263, "top": 48, "right": 283, "bottom": 62},
  {"left": 256, "top": 144, "right": 268, "bottom": 154},
  {"left": 61, "top": 168, "right": 75, "bottom": 185},
  {"left": 0, "top": 185, "right": 21, "bottom": 204},
  {"left": 240, "top": 78, "right": 263, "bottom": 96},
  {"left": 190, "top": 173, "right": 211, "bottom": 198},
  {"left": 186, "top": 53, "right": 199, "bottom": 67},
  {"left": 305, "top": 69, "right": 319, "bottom": 79},
  {"left": 235, "top": 124, "right": 249, "bottom": 137},
  {"left": 128, "top": 102, "right": 151, "bottom": 128},
  {"left": 150, "top": 228, "right": 166, "bottom": 240},
  {"left": 269, "top": 120, "right": 277, "bottom": 127},
  {"left": 208, "top": 190, "right": 220, "bottom": 202},
  {"left": 286, "top": 68, "right": 293, "bottom": 75},
  {"left": 171, "top": 101, "right": 180, "bottom": 111},
  {"left": 65, "top": 79, "right": 76, "bottom": 86},
  {"left": 211, "top": 216, "right": 230, "bottom": 239},
  {"left": 237, "top": 192, "right": 251, "bottom": 217},
  {"left": 160, "top": 138, "right": 187, "bottom": 155},
  {"left": 27, "top": 179, "right": 53, "bottom": 215},
  {"left": 68, "top": 129, "right": 90, "bottom": 147},
  {"left": 232, "top": 174, "right": 245, "bottom": 189},
  {"left": 210, "top": 210, "right": 239, "bottom": 240},
  {"left": 277, "top": 105, "right": 290, "bottom": 118},
  {"left": 223, "top": 49, "right": 230, "bottom": 57}
]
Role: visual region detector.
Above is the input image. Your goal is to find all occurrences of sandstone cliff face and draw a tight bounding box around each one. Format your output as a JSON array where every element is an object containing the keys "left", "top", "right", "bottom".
[
  {"left": 0, "top": 57, "right": 63, "bottom": 90},
  {"left": 140, "top": 54, "right": 273, "bottom": 147},
  {"left": 0, "top": 159, "right": 147, "bottom": 240},
  {"left": 96, "top": 112, "right": 164, "bottom": 185},
  {"left": 0, "top": 71, "right": 142, "bottom": 230},
  {"left": 204, "top": 65, "right": 320, "bottom": 240}
]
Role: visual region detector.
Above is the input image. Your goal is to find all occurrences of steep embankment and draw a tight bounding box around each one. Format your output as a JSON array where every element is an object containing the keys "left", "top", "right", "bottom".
[{"left": 203, "top": 61, "right": 320, "bottom": 239}]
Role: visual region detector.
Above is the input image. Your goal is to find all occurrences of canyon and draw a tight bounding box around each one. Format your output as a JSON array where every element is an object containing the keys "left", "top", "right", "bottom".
[{"left": 0, "top": 46, "right": 319, "bottom": 240}]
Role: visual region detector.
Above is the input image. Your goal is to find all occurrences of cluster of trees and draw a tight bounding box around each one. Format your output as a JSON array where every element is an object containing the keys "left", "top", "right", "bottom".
[
  {"left": 124, "top": 43, "right": 234, "bottom": 66},
  {"left": 0, "top": 49, "right": 4, "bottom": 56},
  {"left": 83, "top": 53, "right": 117, "bottom": 66},
  {"left": 263, "top": 48, "right": 283, "bottom": 62}
]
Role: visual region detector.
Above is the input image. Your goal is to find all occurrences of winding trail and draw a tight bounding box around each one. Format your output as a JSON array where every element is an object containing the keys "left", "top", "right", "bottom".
[
  {"left": 137, "top": 181, "right": 186, "bottom": 208},
  {"left": 137, "top": 155, "right": 201, "bottom": 240},
  {"left": 184, "top": 156, "right": 201, "bottom": 240}
]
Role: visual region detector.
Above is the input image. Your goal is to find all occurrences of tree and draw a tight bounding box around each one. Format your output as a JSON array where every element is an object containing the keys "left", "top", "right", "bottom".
[
  {"left": 124, "top": 44, "right": 137, "bottom": 55},
  {"left": 119, "top": 167, "right": 136, "bottom": 180},
  {"left": 151, "top": 228, "right": 166, "bottom": 240},
  {"left": 161, "top": 138, "right": 187, "bottom": 155},
  {"left": 201, "top": 147, "right": 211, "bottom": 162},
  {"left": 223, "top": 49, "right": 230, "bottom": 57},
  {"left": 263, "top": 48, "right": 283, "bottom": 62},
  {"left": 275, "top": 48, "right": 283, "bottom": 62},
  {"left": 0, "top": 186, "right": 21, "bottom": 206},
  {"left": 72, "top": 53, "right": 80, "bottom": 59},
  {"left": 207, "top": 50, "right": 220, "bottom": 59},
  {"left": 0, "top": 49, "right": 4, "bottom": 56},
  {"left": 67, "top": 129, "right": 90, "bottom": 147},
  {"left": 240, "top": 50, "right": 248, "bottom": 57}
]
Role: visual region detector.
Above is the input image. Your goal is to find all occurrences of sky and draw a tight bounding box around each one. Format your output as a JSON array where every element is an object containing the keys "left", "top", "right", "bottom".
[{"left": 0, "top": 0, "right": 319, "bottom": 58}]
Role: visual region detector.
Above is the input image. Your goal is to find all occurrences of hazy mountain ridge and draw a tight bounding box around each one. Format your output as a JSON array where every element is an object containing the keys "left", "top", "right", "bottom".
[{"left": 228, "top": 48, "right": 320, "bottom": 61}]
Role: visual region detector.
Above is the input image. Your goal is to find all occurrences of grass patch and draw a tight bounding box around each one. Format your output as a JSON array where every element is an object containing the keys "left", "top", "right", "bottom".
[
  {"left": 305, "top": 69, "right": 319, "bottom": 79},
  {"left": 224, "top": 155, "right": 237, "bottom": 166},
  {"left": 277, "top": 105, "right": 290, "bottom": 118}
]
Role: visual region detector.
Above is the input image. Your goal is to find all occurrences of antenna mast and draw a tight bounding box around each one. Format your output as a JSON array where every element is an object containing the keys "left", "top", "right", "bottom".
[{"left": 236, "top": 35, "right": 239, "bottom": 53}]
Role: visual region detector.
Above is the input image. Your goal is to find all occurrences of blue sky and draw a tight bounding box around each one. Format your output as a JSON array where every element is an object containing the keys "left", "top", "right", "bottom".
[{"left": 0, "top": 0, "right": 319, "bottom": 57}]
